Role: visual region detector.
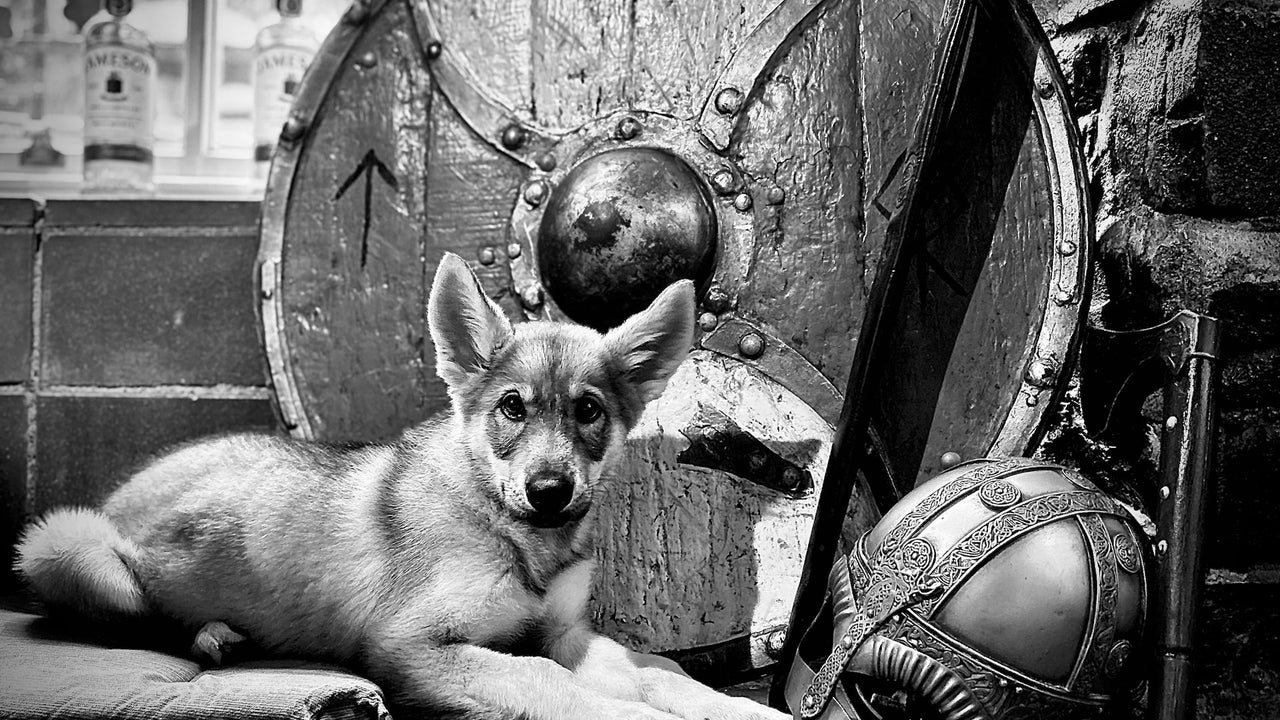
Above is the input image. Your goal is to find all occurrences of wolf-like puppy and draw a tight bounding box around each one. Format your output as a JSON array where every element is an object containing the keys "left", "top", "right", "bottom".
[{"left": 16, "top": 253, "right": 784, "bottom": 720}]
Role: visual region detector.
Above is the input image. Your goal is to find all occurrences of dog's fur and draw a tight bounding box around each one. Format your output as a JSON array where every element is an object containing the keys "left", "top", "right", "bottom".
[{"left": 15, "top": 253, "right": 784, "bottom": 720}]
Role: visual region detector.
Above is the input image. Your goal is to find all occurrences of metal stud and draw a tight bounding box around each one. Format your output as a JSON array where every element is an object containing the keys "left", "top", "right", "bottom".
[
  {"left": 710, "top": 169, "right": 735, "bottom": 195},
  {"left": 343, "top": 0, "right": 369, "bottom": 24},
  {"left": 1058, "top": 240, "right": 1078, "bottom": 256},
  {"left": 1025, "top": 393, "right": 1039, "bottom": 407},
  {"left": 1026, "top": 359, "right": 1056, "bottom": 387},
  {"left": 939, "top": 451, "right": 962, "bottom": 469},
  {"left": 535, "top": 152, "right": 557, "bottom": 171},
  {"left": 766, "top": 186, "right": 786, "bottom": 205},
  {"left": 697, "top": 312, "right": 718, "bottom": 332},
  {"left": 521, "top": 285, "right": 543, "bottom": 309},
  {"left": 704, "top": 286, "right": 731, "bottom": 313},
  {"left": 478, "top": 247, "right": 496, "bottom": 265},
  {"left": 425, "top": 40, "right": 442, "bottom": 59},
  {"left": 714, "top": 87, "right": 743, "bottom": 115},
  {"left": 1156, "top": 539, "right": 1168, "bottom": 556},
  {"left": 523, "top": 180, "right": 548, "bottom": 207},
  {"left": 1055, "top": 289, "right": 1075, "bottom": 305},
  {"left": 738, "top": 332, "right": 765, "bottom": 359},
  {"left": 279, "top": 116, "right": 308, "bottom": 144},
  {"left": 500, "top": 123, "right": 527, "bottom": 151},
  {"left": 781, "top": 466, "right": 804, "bottom": 490},
  {"left": 355, "top": 51, "right": 377, "bottom": 69},
  {"left": 733, "top": 192, "right": 753, "bottom": 211},
  {"left": 840, "top": 633, "right": 854, "bottom": 648},
  {"left": 506, "top": 242, "right": 523, "bottom": 259},
  {"left": 1037, "top": 80, "right": 1055, "bottom": 98},
  {"left": 764, "top": 628, "right": 787, "bottom": 658},
  {"left": 615, "top": 116, "right": 642, "bottom": 140},
  {"left": 1160, "top": 485, "right": 1171, "bottom": 500},
  {"left": 1165, "top": 416, "right": 1179, "bottom": 430}
]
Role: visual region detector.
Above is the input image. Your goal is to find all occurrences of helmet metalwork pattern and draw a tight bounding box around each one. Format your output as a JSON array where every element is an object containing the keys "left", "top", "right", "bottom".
[{"left": 788, "top": 457, "right": 1151, "bottom": 720}]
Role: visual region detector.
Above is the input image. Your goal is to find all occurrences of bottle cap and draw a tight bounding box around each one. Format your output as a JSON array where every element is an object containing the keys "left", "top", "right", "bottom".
[
  {"left": 104, "top": 0, "right": 133, "bottom": 17},
  {"left": 277, "top": 0, "right": 303, "bottom": 17}
]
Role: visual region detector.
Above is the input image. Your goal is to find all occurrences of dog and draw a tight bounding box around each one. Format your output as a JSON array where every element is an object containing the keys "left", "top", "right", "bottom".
[{"left": 16, "top": 253, "right": 785, "bottom": 720}]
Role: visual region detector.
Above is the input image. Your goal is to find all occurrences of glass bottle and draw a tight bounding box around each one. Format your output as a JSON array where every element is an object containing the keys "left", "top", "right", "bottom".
[
  {"left": 253, "top": 0, "right": 319, "bottom": 171},
  {"left": 83, "top": 0, "right": 156, "bottom": 193}
]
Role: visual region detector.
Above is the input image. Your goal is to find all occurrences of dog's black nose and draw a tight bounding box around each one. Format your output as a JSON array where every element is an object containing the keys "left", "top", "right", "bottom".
[{"left": 525, "top": 471, "right": 574, "bottom": 514}]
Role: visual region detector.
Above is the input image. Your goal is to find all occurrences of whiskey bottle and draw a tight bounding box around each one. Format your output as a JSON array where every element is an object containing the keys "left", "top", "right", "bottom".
[
  {"left": 253, "top": 0, "right": 318, "bottom": 168},
  {"left": 83, "top": 0, "right": 155, "bottom": 193}
]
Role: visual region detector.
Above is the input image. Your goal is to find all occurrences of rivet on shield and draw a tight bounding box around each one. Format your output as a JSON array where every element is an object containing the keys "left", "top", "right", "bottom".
[
  {"left": 1054, "top": 289, "right": 1075, "bottom": 305},
  {"left": 738, "top": 332, "right": 764, "bottom": 359},
  {"left": 500, "top": 124, "right": 527, "bottom": 151},
  {"left": 615, "top": 116, "right": 642, "bottom": 140},
  {"left": 1160, "top": 485, "right": 1171, "bottom": 500},
  {"left": 704, "top": 286, "right": 731, "bottom": 313},
  {"left": 1165, "top": 415, "right": 1179, "bottom": 430},
  {"left": 279, "top": 116, "right": 308, "bottom": 145},
  {"left": 535, "top": 153, "right": 557, "bottom": 171},
  {"left": 342, "top": 0, "right": 369, "bottom": 24},
  {"left": 1058, "top": 240, "right": 1078, "bottom": 256},
  {"left": 714, "top": 87, "right": 743, "bottom": 115},
  {"left": 523, "top": 180, "right": 548, "bottom": 207},
  {"left": 697, "top": 312, "right": 718, "bottom": 332},
  {"left": 1037, "top": 80, "right": 1055, "bottom": 98},
  {"left": 764, "top": 628, "right": 787, "bottom": 657},
  {"left": 355, "top": 51, "right": 377, "bottom": 69},
  {"left": 521, "top": 285, "right": 543, "bottom": 310},
  {"left": 1156, "top": 539, "right": 1168, "bottom": 556},
  {"left": 478, "top": 247, "right": 496, "bottom": 265},
  {"left": 506, "top": 242, "right": 523, "bottom": 259},
  {"left": 710, "top": 169, "right": 736, "bottom": 195},
  {"left": 1025, "top": 359, "right": 1056, "bottom": 387},
  {"left": 733, "top": 192, "right": 753, "bottom": 212},
  {"left": 766, "top": 186, "right": 786, "bottom": 205},
  {"left": 939, "top": 451, "right": 962, "bottom": 469},
  {"left": 425, "top": 40, "right": 442, "bottom": 60}
]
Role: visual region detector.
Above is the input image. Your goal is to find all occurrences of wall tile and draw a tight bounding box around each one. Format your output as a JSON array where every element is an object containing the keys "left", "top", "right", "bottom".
[
  {"left": 0, "top": 230, "right": 34, "bottom": 383},
  {"left": 34, "top": 396, "right": 277, "bottom": 512},
  {"left": 40, "top": 233, "right": 265, "bottom": 386}
]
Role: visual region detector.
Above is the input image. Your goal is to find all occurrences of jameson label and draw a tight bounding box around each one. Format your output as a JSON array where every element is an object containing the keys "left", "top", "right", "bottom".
[
  {"left": 84, "top": 46, "right": 155, "bottom": 152},
  {"left": 254, "top": 46, "right": 311, "bottom": 159}
]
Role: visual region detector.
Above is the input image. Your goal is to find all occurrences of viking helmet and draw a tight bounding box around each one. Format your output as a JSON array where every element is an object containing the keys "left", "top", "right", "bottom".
[{"left": 786, "top": 457, "right": 1150, "bottom": 719}]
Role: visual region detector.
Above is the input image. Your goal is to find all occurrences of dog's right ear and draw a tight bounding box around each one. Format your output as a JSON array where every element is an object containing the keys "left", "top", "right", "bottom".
[{"left": 428, "top": 253, "right": 513, "bottom": 388}]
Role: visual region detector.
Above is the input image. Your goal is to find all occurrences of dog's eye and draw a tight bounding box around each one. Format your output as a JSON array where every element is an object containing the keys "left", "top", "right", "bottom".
[
  {"left": 574, "top": 397, "right": 603, "bottom": 424},
  {"left": 498, "top": 393, "right": 526, "bottom": 421}
]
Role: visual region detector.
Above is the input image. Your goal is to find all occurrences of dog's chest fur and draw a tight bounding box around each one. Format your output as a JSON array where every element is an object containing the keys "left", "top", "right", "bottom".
[{"left": 427, "top": 554, "right": 596, "bottom": 650}]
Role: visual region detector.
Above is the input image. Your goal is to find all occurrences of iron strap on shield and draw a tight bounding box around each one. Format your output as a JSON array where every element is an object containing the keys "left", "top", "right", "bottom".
[{"left": 257, "top": 0, "right": 1090, "bottom": 682}]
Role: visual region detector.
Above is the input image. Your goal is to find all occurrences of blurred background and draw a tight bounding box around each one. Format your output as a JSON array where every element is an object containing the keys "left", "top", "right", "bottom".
[{"left": 0, "top": 0, "right": 347, "bottom": 195}]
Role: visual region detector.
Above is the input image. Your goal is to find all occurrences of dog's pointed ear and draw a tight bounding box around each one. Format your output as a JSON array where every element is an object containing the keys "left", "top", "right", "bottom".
[
  {"left": 428, "top": 253, "right": 513, "bottom": 388},
  {"left": 603, "top": 280, "right": 696, "bottom": 405}
]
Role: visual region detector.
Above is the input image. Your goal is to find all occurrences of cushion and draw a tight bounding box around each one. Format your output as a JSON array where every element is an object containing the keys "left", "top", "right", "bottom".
[{"left": 0, "top": 609, "right": 389, "bottom": 720}]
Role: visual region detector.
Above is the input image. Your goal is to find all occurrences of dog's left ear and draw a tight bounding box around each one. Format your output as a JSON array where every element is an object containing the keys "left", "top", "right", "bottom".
[
  {"left": 428, "top": 252, "right": 513, "bottom": 388},
  {"left": 603, "top": 280, "right": 696, "bottom": 405}
]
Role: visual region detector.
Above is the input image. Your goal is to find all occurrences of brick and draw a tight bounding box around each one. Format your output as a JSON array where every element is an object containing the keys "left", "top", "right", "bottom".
[
  {"left": 40, "top": 232, "right": 265, "bottom": 386},
  {"left": 0, "top": 395, "right": 26, "bottom": 593},
  {"left": 0, "top": 199, "right": 38, "bottom": 227},
  {"left": 0, "top": 229, "right": 34, "bottom": 383},
  {"left": 34, "top": 396, "right": 277, "bottom": 513},
  {"left": 42, "top": 200, "right": 259, "bottom": 228}
]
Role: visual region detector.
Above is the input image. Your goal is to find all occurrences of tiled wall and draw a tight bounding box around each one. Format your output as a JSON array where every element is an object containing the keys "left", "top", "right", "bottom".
[{"left": 0, "top": 199, "right": 280, "bottom": 590}]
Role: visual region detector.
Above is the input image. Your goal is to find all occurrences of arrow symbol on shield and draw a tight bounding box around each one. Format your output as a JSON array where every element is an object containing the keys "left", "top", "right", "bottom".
[{"left": 334, "top": 149, "right": 399, "bottom": 269}]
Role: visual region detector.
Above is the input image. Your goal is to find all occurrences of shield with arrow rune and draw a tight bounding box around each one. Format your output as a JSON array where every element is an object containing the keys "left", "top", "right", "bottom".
[{"left": 257, "top": 0, "right": 1089, "bottom": 681}]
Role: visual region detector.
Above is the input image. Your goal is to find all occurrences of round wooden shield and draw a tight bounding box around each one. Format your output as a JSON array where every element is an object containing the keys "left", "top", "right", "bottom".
[{"left": 257, "top": 0, "right": 1089, "bottom": 681}]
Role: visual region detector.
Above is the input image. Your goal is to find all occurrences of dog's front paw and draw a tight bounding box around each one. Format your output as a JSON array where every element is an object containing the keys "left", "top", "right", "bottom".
[
  {"left": 638, "top": 668, "right": 788, "bottom": 720},
  {"left": 191, "top": 621, "right": 249, "bottom": 665}
]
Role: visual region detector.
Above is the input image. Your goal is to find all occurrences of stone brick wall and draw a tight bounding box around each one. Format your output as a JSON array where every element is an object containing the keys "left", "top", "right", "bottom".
[{"left": 1033, "top": 0, "right": 1280, "bottom": 715}]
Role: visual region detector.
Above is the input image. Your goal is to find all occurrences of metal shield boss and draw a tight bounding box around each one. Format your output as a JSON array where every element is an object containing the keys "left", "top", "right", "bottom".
[{"left": 259, "top": 0, "right": 1089, "bottom": 678}]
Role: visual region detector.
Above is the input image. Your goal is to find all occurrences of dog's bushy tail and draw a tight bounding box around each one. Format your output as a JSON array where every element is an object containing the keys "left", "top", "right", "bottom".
[{"left": 15, "top": 508, "right": 149, "bottom": 621}]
